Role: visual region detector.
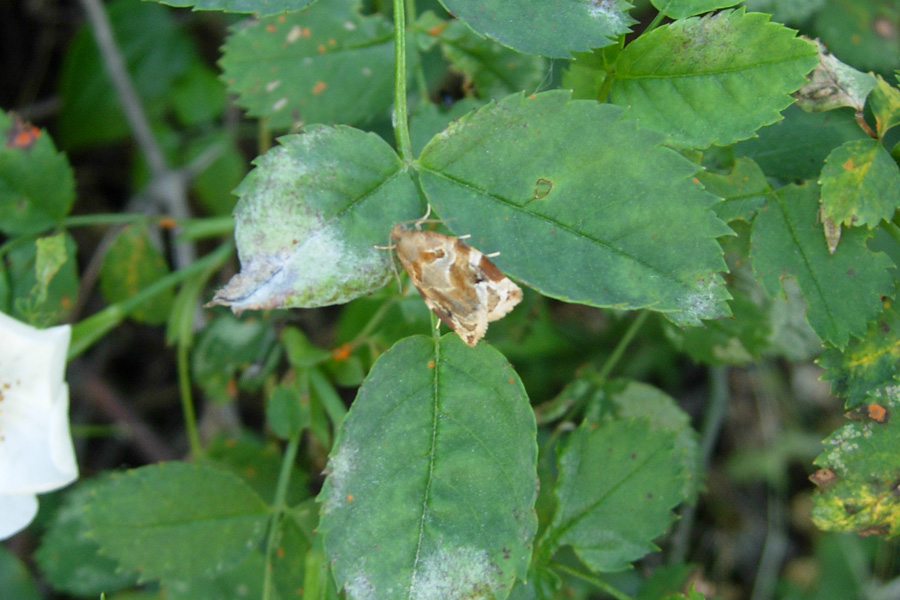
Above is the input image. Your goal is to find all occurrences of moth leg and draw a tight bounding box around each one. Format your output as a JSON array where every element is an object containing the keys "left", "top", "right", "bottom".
[
  {"left": 457, "top": 234, "right": 471, "bottom": 240},
  {"left": 413, "top": 204, "right": 433, "bottom": 230},
  {"left": 484, "top": 251, "right": 500, "bottom": 258},
  {"left": 373, "top": 240, "right": 404, "bottom": 292}
]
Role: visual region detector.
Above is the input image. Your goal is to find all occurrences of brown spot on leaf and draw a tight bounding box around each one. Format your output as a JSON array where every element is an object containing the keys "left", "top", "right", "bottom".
[
  {"left": 312, "top": 81, "right": 327, "bottom": 95},
  {"left": 5, "top": 114, "right": 41, "bottom": 150},
  {"left": 842, "top": 158, "right": 855, "bottom": 170},
  {"left": 810, "top": 468, "right": 837, "bottom": 488}
]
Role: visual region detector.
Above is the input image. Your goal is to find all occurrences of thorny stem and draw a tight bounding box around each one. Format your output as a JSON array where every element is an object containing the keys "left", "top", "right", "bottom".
[{"left": 393, "top": 0, "right": 414, "bottom": 161}]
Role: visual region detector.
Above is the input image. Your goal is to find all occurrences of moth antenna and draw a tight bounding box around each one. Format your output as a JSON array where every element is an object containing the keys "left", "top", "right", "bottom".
[
  {"left": 485, "top": 251, "right": 500, "bottom": 258},
  {"left": 457, "top": 234, "right": 472, "bottom": 240}
]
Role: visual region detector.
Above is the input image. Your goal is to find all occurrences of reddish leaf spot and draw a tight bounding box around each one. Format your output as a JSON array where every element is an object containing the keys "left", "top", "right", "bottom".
[
  {"left": 508, "top": 377, "right": 514, "bottom": 383},
  {"left": 266, "top": 24, "right": 277, "bottom": 33},
  {"left": 277, "top": 546, "right": 285, "bottom": 557},
  {"left": 867, "top": 403, "right": 889, "bottom": 423},
  {"left": 302, "top": 27, "right": 311, "bottom": 38},
  {"left": 427, "top": 23, "right": 446, "bottom": 36},
  {"left": 328, "top": 38, "right": 337, "bottom": 46},
  {"left": 317, "top": 44, "right": 327, "bottom": 53},
  {"left": 809, "top": 468, "right": 837, "bottom": 488},
  {"left": 312, "top": 81, "right": 327, "bottom": 95},
  {"left": 346, "top": 493, "right": 354, "bottom": 502},
  {"left": 427, "top": 360, "right": 435, "bottom": 369},
  {"left": 5, "top": 114, "right": 41, "bottom": 150},
  {"left": 842, "top": 158, "right": 855, "bottom": 170},
  {"left": 277, "top": 15, "right": 286, "bottom": 23}
]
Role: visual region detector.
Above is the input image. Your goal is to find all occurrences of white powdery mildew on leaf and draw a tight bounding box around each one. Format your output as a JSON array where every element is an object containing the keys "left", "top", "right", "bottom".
[
  {"left": 588, "top": 0, "right": 630, "bottom": 31},
  {"left": 322, "top": 442, "right": 358, "bottom": 515},
  {"left": 410, "top": 546, "right": 502, "bottom": 600},
  {"left": 674, "top": 274, "right": 728, "bottom": 325},
  {"left": 344, "top": 568, "right": 376, "bottom": 600}
]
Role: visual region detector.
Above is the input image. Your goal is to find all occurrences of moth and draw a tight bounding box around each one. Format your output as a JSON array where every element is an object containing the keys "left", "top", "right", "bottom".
[{"left": 383, "top": 208, "right": 522, "bottom": 346}]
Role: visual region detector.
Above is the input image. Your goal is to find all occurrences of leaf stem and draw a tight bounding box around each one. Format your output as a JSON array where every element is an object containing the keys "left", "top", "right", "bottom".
[
  {"left": 552, "top": 563, "right": 635, "bottom": 600},
  {"left": 262, "top": 422, "right": 304, "bottom": 600},
  {"left": 643, "top": 10, "right": 667, "bottom": 36},
  {"left": 595, "top": 310, "right": 649, "bottom": 383},
  {"left": 392, "top": 0, "right": 413, "bottom": 161}
]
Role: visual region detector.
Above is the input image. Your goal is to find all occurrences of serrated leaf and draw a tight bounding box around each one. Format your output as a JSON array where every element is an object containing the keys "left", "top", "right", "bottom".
[
  {"left": 870, "top": 76, "right": 900, "bottom": 137},
  {"left": 220, "top": 0, "right": 394, "bottom": 129},
  {"left": 409, "top": 99, "right": 484, "bottom": 156},
  {"left": 544, "top": 420, "right": 685, "bottom": 572},
  {"left": 416, "top": 91, "right": 732, "bottom": 326},
  {"left": 58, "top": 0, "right": 194, "bottom": 149},
  {"left": 84, "top": 462, "right": 270, "bottom": 581},
  {"left": 318, "top": 334, "right": 538, "bottom": 599},
  {"left": 35, "top": 479, "right": 139, "bottom": 596},
  {"left": 149, "top": 0, "right": 316, "bottom": 15},
  {"left": 734, "top": 105, "right": 868, "bottom": 181},
  {"left": 436, "top": 0, "right": 635, "bottom": 58},
  {"left": 697, "top": 157, "right": 772, "bottom": 223},
  {"left": 793, "top": 40, "right": 877, "bottom": 113},
  {"left": 432, "top": 20, "right": 548, "bottom": 99},
  {"left": 610, "top": 10, "right": 818, "bottom": 148},
  {"left": 819, "top": 139, "right": 900, "bottom": 229},
  {"left": 99, "top": 225, "right": 173, "bottom": 325},
  {"left": 209, "top": 126, "right": 420, "bottom": 312},
  {"left": 750, "top": 182, "right": 894, "bottom": 348},
  {"left": 818, "top": 301, "right": 900, "bottom": 403},
  {"left": 743, "top": 0, "right": 825, "bottom": 25},
  {"left": 651, "top": 0, "right": 739, "bottom": 19},
  {"left": 0, "top": 112, "right": 75, "bottom": 235},
  {"left": 812, "top": 386, "right": 900, "bottom": 536},
  {"left": 812, "top": 0, "right": 900, "bottom": 75}
]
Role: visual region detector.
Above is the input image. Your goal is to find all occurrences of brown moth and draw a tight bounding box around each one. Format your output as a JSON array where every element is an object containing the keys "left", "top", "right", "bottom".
[{"left": 385, "top": 209, "right": 522, "bottom": 346}]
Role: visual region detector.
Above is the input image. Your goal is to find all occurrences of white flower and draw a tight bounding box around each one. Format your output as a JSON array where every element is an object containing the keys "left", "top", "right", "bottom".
[{"left": 0, "top": 311, "right": 78, "bottom": 540}]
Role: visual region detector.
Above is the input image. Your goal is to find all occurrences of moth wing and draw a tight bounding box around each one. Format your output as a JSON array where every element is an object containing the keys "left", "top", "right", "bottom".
[{"left": 416, "top": 284, "right": 488, "bottom": 347}]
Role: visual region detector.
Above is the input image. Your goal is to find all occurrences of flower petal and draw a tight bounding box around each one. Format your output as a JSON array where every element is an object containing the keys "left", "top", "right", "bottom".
[{"left": 0, "top": 493, "right": 38, "bottom": 540}]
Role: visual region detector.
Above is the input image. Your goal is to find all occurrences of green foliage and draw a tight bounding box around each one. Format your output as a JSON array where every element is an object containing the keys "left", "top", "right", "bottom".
[{"left": 7, "top": 0, "right": 900, "bottom": 598}]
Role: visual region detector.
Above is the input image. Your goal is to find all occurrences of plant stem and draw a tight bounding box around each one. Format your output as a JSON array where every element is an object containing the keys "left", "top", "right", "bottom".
[
  {"left": 262, "top": 425, "right": 303, "bottom": 600},
  {"left": 68, "top": 241, "right": 233, "bottom": 360},
  {"left": 392, "top": 0, "right": 413, "bottom": 161},
  {"left": 553, "top": 563, "right": 635, "bottom": 600},
  {"left": 595, "top": 310, "right": 649, "bottom": 383},
  {"left": 177, "top": 332, "right": 202, "bottom": 459},
  {"left": 884, "top": 218, "right": 900, "bottom": 247}
]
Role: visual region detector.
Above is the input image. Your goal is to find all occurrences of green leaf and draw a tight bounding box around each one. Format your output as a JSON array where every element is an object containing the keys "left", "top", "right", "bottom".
[
  {"left": 812, "top": 0, "right": 900, "bottom": 75},
  {"left": 432, "top": 20, "right": 548, "bottom": 99},
  {"left": 99, "top": 225, "right": 174, "bottom": 325},
  {"left": 697, "top": 157, "right": 771, "bottom": 223},
  {"left": 192, "top": 313, "right": 278, "bottom": 402},
  {"left": 220, "top": 0, "right": 395, "bottom": 129},
  {"left": 162, "top": 551, "right": 265, "bottom": 600},
  {"left": 6, "top": 232, "right": 79, "bottom": 327},
  {"left": 35, "top": 480, "right": 139, "bottom": 596},
  {"left": 267, "top": 382, "right": 309, "bottom": 439},
  {"left": 58, "top": 0, "right": 194, "bottom": 149},
  {"left": 811, "top": 387, "right": 900, "bottom": 536},
  {"left": 750, "top": 183, "right": 894, "bottom": 348},
  {"left": 545, "top": 420, "right": 685, "bottom": 572},
  {"left": 85, "top": 462, "right": 270, "bottom": 581},
  {"left": 650, "top": 0, "right": 739, "bottom": 19},
  {"left": 184, "top": 131, "right": 246, "bottom": 216},
  {"left": 149, "top": 0, "right": 316, "bottom": 16},
  {"left": 743, "top": 0, "right": 825, "bottom": 25},
  {"left": 610, "top": 10, "right": 818, "bottom": 148},
  {"left": 409, "top": 98, "right": 483, "bottom": 156},
  {"left": 818, "top": 301, "right": 900, "bottom": 403},
  {"left": 318, "top": 334, "right": 538, "bottom": 599},
  {"left": 208, "top": 126, "right": 420, "bottom": 312},
  {"left": 793, "top": 40, "right": 876, "bottom": 113},
  {"left": 0, "top": 112, "right": 75, "bottom": 235},
  {"left": 0, "top": 546, "right": 42, "bottom": 600},
  {"left": 870, "top": 76, "right": 900, "bottom": 137},
  {"left": 34, "top": 232, "right": 68, "bottom": 305},
  {"left": 170, "top": 61, "right": 227, "bottom": 127},
  {"left": 819, "top": 139, "right": 900, "bottom": 229},
  {"left": 436, "top": 0, "right": 635, "bottom": 58},
  {"left": 417, "top": 91, "right": 732, "bottom": 326},
  {"left": 734, "top": 105, "right": 868, "bottom": 181}
]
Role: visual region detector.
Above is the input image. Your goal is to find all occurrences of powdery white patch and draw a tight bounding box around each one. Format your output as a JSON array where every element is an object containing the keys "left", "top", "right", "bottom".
[
  {"left": 272, "top": 97, "right": 288, "bottom": 112},
  {"left": 266, "top": 80, "right": 282, "bottom": 93},
  {"left": 322, "top": 442, "right": 358, "bottom": 515},
  {"left": 410, "top": 546, "right": 502, "bottom": 600},
  {"left": 676, "top": 275, "right": 725, "bottom": 324},
  {"left": 361, "top": 66, "right": 372, "bottom": 77},
  {"left": 344, "top": 21, "right": 357, "bottom": 31},
  {"left": 587, "top": 0, "right": 630, "bottom": 31}
]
